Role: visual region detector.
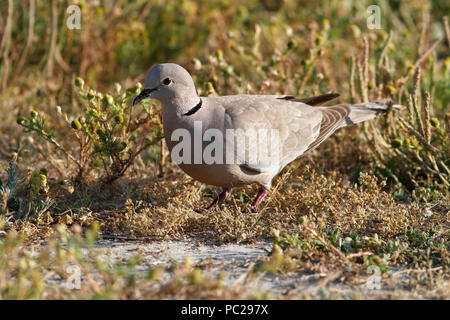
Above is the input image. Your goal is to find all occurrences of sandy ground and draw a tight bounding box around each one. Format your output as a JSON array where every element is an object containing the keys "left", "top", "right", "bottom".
[{"left": 87, "top": 238, "right": 431, "bottom": 299}]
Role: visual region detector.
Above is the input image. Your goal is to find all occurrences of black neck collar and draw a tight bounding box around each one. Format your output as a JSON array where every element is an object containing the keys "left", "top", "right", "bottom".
[{"left": 183, "top": 98, "right": 202, "bottom": 116}]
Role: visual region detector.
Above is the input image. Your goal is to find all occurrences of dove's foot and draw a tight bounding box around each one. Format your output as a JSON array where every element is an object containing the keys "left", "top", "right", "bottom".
[
  {"left": 195, "top": 188, "right": 230, "bottom": 213},
  {"left": 250, "top": 188, "right": 268, "bottom": 212}
]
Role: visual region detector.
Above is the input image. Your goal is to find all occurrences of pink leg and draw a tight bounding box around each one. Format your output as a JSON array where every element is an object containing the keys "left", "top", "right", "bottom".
[
  {"left": 251, "top": 188, "right": 268, "bottom": 212},
  {"left": 217, "top": 188, "right": 231, "bottom": 206},
  {"left": 196, "top": 188, "right": 230, "bottom": 212}
]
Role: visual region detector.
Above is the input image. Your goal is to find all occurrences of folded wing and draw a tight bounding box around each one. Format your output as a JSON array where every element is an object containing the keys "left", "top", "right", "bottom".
[{"left": 222, "top": 96, "right": 324, "bottom": 174}]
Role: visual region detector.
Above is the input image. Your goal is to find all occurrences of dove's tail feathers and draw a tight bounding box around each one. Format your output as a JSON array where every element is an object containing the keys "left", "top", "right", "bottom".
[
  {"left": 343, "top": 100, "right": 403, "bottom": 127},
  {"left": 305, "top": 100, "right": 403, "bottom": 154}
]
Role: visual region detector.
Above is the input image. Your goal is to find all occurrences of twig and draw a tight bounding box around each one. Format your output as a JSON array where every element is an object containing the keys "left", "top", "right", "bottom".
[
  {"left": 304, "top": 225, "right": 352, "bottom": 265},
  {"left": 377, "top": 31, "right": 392, "bottom": 70},
  {"left": 16, "top": 0, "right": 35, "bottom": 75},
  {"left": 443, "top": 17, "right": 450, "bottom": 47},
  {"left": 0, "top": 0, "right": 13, "bottom": 55},
  {"left": 55, "top": 48, "right": 72, "bottom": 72},
  {"left": 346, "top": 251, "right": 374, "bottom": 259},
  {"left": 391, "top": 266, "right": 442, "bottom": 276},
  {"left": 0, "top": 0, "right": 13, "bottom": 92},
  {"left": 137, "top": 0, "right": 153, "bottom": 21},
  {"left": 99, "top": 234, "right": 148, "bottom": 241},
  {"left": 34, "top": 144, "right": 67, "bottom": 178},
  {"left": 46, "top": 0, "right": 58, "bottom": 78},
  {"left": 413, "top": 37, "right": 442, "bottom": 70},
  {"left": 398, "top": 38, "right": 442, "bottom": 85},
  {"left": 393, "top": 149, "right": 440, "bottom": 178}
]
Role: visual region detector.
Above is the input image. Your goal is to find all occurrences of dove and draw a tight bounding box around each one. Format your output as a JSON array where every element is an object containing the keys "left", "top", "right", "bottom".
[{"left": 133, "top": 63, "right": 401, "bottom": 212}]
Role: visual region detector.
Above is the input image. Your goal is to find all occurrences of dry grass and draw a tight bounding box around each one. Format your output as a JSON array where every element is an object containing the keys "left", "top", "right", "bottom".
[{"left": 0, "top": 0, "right": 448, "bottom": 299}]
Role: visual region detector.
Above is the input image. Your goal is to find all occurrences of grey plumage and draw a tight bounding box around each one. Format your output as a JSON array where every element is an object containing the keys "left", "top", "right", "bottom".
[{"left": 134, "top": 63, "right": 402, "bottom": 211}]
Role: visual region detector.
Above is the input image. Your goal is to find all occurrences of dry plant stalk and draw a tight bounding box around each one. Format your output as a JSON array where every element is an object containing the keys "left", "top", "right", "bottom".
[
  {"left": 46, "top": 0, "right": 58, "bottom": 79},
  {"left": 406, "top": 95, "right": 415, "bottom": 123},
  {"left": 15, "top": 0, "right": 35, "bottom": 75},
  {"left": 411, "top": 96, "right": 426, "bottom": 139},
  {"left": 412, "top": 67, "right": 421, "bottom": 101},
  {"left": 423, "top": 92, "right": 431, "bottom": 144},
  {"left": 357, "top": 36, "right": 370, "bottom": 102},
  {"left": 398, "top": 118, "right": 439, "bottom": 157},
  {"left": 357, "top": 61, "right": 365, "bottom": 102},
  {"left": 376, "top": 31, "right": 392, "bottom": 70},
  {"left": 410, "top": 67, "right": 426, "bottom": 138},
  {"left": 375, "top": 31, "right": 392, "bottom": 97},
  {"left": 414, "top": 37, "right": 442, "bottom": 70},
  {"left": 0, "top": 0, "right": 13, "bottom": 92},
  {"left": 349, "top": 55, "right": 357, "bottom": 103},
  {"left": 363, "top": 36, "right": 369, "bottom": 95},
  {"left": 398, "top": 37, "right": 442, "bottom": 86}
]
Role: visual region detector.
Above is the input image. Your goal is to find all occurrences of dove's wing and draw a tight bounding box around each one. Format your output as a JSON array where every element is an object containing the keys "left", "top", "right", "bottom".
[
  {"left": 220, "top": 95, "right": 324, "bottom": 174},
  {"left": 304, "top": 104, "right": 351, "bottom": 153}
]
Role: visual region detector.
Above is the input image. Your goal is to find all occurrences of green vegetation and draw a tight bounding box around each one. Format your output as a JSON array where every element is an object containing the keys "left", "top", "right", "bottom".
[
  {"left": 0, "top": 0, "right": 448, "bottom": 299},
  {"left": 16, "top": 79, "right": 163, "bottom": 182}
]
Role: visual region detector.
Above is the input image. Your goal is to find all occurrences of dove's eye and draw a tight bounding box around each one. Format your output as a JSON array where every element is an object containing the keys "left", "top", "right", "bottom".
[{"left": 162, "top": 78, "right": 172, "bottom": 86}]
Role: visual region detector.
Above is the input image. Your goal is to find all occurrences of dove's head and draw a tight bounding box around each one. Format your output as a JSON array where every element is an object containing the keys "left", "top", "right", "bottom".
[{"left": 133, "top": 63, "right": 198, "bottom": 106}]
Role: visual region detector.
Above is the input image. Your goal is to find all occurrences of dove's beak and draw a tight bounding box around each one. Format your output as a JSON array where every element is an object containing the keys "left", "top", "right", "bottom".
[{"left": 133, "top": 87, "right": 157, "bottom": 106}]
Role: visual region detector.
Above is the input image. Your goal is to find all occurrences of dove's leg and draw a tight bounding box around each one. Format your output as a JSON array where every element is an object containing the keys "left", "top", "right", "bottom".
[
  {"left": 196, "top": 188, "right": 230, "bottom": 212},
  {"left": 208, "top": 188, "right": 230, "bottom": 209},
  {"left": 251, "top": 188, "right": 268, "bottom": 212}
]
